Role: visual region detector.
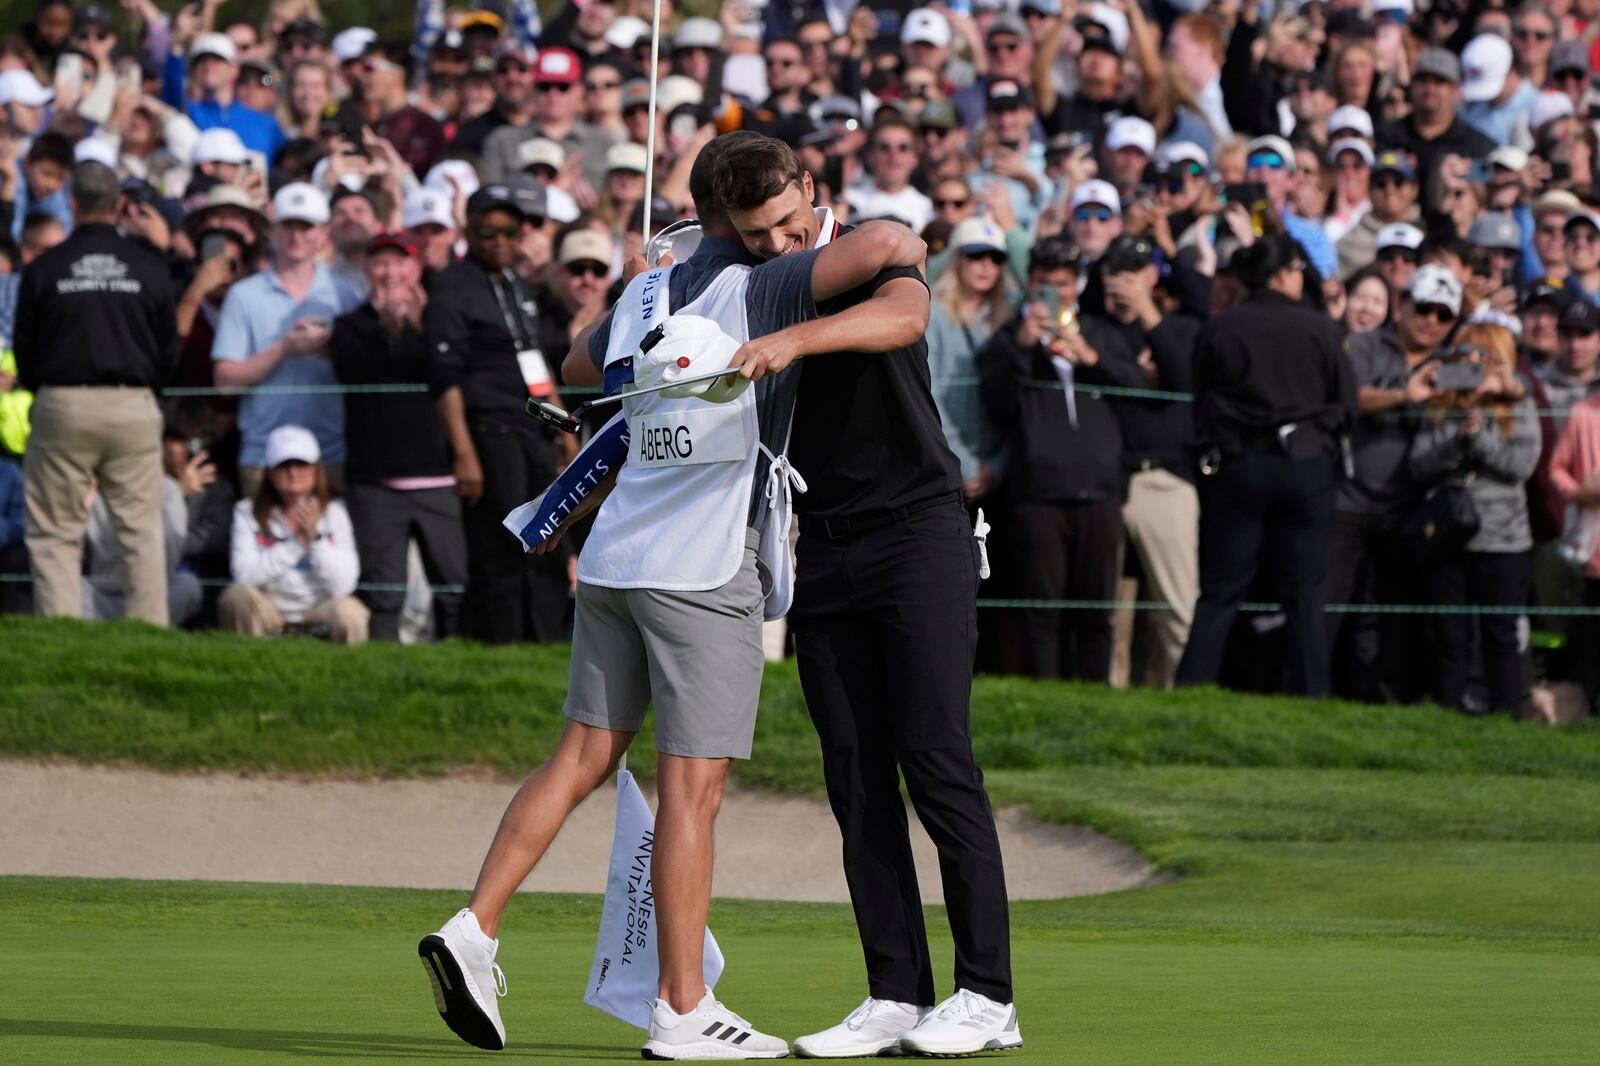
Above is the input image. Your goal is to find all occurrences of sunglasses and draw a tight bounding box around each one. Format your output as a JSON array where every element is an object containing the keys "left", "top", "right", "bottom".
[
  {"left": 1538, "top": 224, "right": 1565, "bottom": 237},
  {"left": 1372, "top": 175, "right": 1411, "bottom": 190},
  {"left": 1246, "top": 151, "right": 1287, "bottom": 170},
  {"left": 922, "top": 125, "right": 954, "bottom": 137},
  {"left": 1514, "top": 28, "right": 1553, "bottom": 40},
  {"left": 566, "top": 261, "right": 608, "bottom": 278},
  {"left": 988, "top": 39, "right": 1024, "bottom": 53},
  {"left": 1412, "top": 302, "right": 1456, "bottom": 323},
  {"left": 1568, "top": 229, "right": 1600, "bottom": 244},
  {"left": 875, "top": 141, "right": 916, "bottom": 153},
  {"left": 536, "top": 82, "right": 577, "bottom": 93},
  {"left": 963, "top": 250, "right": 1007, "bottom": 265},
  {"left": 1155, "top": 178, "right": 1185, "bottom": 194},
  {"left": 934, "top": 197, "right": 971, "bottom": 209},
  {"left": 799, "top": 38, "right": 832, "bottom": 51},
  {"left": 76, "top": 28, "right": 111, "bottom": 41},
  {"left": 767, "top": 57, "right": 799, "bottom": 68},
  {"left": 1378, "top": 249, "right": 1419, "bottom": 263},
  {"left": 906, "top": 85, "right": 932, "bottom": 98},
  {"left": 586, "top": 79, "right": 621, "bottom": 91},
  {"left": 496, "top": 62, "right": 530, "bottom": 76},
  {"left": 1555, "top": 68, "right": 1587, "bottom": 82},
  {"left": 474, "top": 225, "right": 519, "bottom": 241},
  {"left": 1073, "top": 206, "right": 1115, "bottom": 222}
]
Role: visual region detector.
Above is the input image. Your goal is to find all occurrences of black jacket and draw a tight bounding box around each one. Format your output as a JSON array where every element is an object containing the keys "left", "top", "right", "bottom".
[
  {"left": 979, "top": 311, "right": 1146, "bottom": 504},
  {"left": 14, "top": 222, "right": 177, "bottom": 392},
  {"left": 1095, "top": 312, "right": 1202, "bottom": 480},
  {"left": 1192, "top": 289, "right": 1357, "bottom": 456},
  {"left": 331, "top": 302, "right": 455, "bottom": 484},
  {"left": 424, "top": 256, "right": 551, "bottom": 437}
]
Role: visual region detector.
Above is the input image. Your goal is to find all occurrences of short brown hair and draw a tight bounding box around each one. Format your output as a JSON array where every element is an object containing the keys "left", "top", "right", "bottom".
[
  {"left": 1173, "top": 14, "right": 1223, "bottom": 65},
  {"left": 711, "top": 131, "right": 805, "bottom": 214}
]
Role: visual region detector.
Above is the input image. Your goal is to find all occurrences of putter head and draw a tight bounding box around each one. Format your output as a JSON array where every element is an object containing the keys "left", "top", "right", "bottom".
[{"left": 526, "top": 397, "right": 582, "bottom": 434}]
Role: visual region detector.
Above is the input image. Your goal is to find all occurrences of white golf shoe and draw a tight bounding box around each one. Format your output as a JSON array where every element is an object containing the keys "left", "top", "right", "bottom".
[
  {"left": 793, "top": 996, "right": 929, "bottom": 1058},
  {"left": 641, "top": 988, "right": 789, "bottom": 1060},
  {"left": 418, "top": 908, "right": 508, "bottom": 1051},
  {"left": 899, "top": 989, "right": 1021, "bottom": 1057}
]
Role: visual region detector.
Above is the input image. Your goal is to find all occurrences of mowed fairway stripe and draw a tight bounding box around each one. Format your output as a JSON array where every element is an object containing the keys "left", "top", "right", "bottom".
[{"left": 0, "top": 879, "right": 1598, "bottom": 1065}]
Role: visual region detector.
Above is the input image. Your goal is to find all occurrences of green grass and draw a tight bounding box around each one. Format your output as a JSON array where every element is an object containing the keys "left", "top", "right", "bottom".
[{"left": 3, "top": 616, "right": 1600, "bottom": 1063}]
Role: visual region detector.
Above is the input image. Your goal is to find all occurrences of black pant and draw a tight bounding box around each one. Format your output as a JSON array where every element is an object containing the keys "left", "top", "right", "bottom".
[
  {"left": 1428, "top": 548, "right": 1532, "bottom": 713},
  {"left": 1570, "top": 579, "right": 1600, "bottom": 706},
  {"left": 1323, "top": 509, "right": 1430, "bottom": 704},
  {"left": 0, "top": 541, "right": 31, "bottom": 615},
  {"left": 346, "top": 483, "right": 467, "bottom": 642},
  {"left": 463, "top": 421, "right": 569, "bottom": 644},
  {"left": 1177, "top": 448, "right": 1335, "bottom": 696},
  {"left": 790, "top": 497, "right": 1012, "bottom": 1006},
  {"left": 1009, "top": 498, "right": 1123, "bottom": 681}
]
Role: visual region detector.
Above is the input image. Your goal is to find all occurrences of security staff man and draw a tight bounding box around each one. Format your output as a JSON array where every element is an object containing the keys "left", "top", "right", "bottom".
[
  {"left": 14, "top": 161, "right": 177, "bottom": 624},
  {"left": 1175, "top": 233, "right": 1358, "bottom": 697}
]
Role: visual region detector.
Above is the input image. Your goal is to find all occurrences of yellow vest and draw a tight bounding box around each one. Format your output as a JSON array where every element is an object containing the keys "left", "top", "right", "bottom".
[{"left": 0, "top": 349, "right": 32, "bottom": 456}]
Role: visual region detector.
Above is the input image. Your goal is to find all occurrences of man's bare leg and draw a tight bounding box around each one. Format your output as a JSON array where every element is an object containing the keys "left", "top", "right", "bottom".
[
  {"left": 468, "top": 720, "right": 635, "bottom": 936},
  {"left": 652, "top": 753, "right": 730, "bottom": 1013}
]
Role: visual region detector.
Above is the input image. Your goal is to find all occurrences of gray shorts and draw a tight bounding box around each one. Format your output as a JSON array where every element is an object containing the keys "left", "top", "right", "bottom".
[{"left": 565, "top": 528, "right": 767, "bottom": 759}]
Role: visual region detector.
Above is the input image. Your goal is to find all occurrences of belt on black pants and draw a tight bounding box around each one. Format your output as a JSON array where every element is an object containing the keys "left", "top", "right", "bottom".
[{"left": 798, "top": 491, "right": 959, "bottom": 541}]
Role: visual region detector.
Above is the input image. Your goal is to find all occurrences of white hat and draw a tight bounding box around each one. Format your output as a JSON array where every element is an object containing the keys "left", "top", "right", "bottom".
[
  {"left": 1069, "top": 179, "right": 1122, "bottom": 215},
  {"left": 657, "top": 75, "right": 704, "bottom": 115},
  {"left": 606, "top": 141, "right": 648, "bottom": 174},
  {"left": 606, "top": 16, "right": 649, "bottom": 50},
  {"left": 1530, "top": 90, "right": 1575, "bottom": 130},
  {"left": 1078, "top": 3, "right": 1131, "bottom": 54},
  {"left": 545, "top": 184, "right": 581, "bottom": 224},
  {"left": 1246, "top": 135, "right": 1298, "bottom": 172},
  {"left": 192, "top": 127, "right": 248, "bottom": 166},
  {"left": 73, "top": 137, "right": 118, "bottom": 168},
  {"left": 1328, "top": 104, "right": 1374, "bottom": 140},
  {"left": 188, "top": 32, "right": 237, "bottom": 65},
  {"left": 902, "top": 8, "right": 953, "bottom": 48},
  {"left": 1461, "top": 34, "right": 1513, "bottom": 104},
  {"left": 1406, "top": 262, "right": 1463, "bottom": 315},
  {"left": 673, "top": 16, "right": 723, "bottom": 51},
  {"left": 1375, "top": 221, "right": 1424, "bottom": 252},
  {"left": 558, "top": 229, "right": 614, "bottom": 268},
  {"left": 264, "top": 425, "right": 321, "bottom": 468},
  {"left": 517, "top": 137, "right": 566, "bottom": 173},
  {"left": 271, "top": 181, "right": 330, "bottom": 225},
  {"left": 1489, "top": 145, "right": 1529, "bottom": 172},
  {"left": 1156, "top": 140, "right": 1208, "bottom": 168},
  {"left": 1327, "top": 137, "right": 1375, "bottom": 166},
  {"left": 403, "top": 186, "right": 455, "bottom": 230},
  {"left": 1105, "top": 116, "right": 1156, "bottom": 156},
  {"left": 424, "top": 159, "right": 481, "bottom": 198},
  {"left": 332, "top": 27, "right": 379, "bottom": 64},
  {"left": 949, "top": 216, "right": 1007, "bottom": 255},
  {"left": 636, "top": 313, "right": 750, "bottom": 404},
  {"left": 1372, "top": 0, "right": 1413, "bottom": 14},
  {"left": 0, "top": 69, "right": 52, "bottom": 107}
]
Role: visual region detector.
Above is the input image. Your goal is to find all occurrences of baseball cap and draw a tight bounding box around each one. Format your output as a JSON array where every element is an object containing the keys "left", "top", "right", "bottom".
[
  {"left": 1373, "top": 151, "right": 1417, "bottom": 183},
  {"left": 1075, "top": 4, "right": 1130, "bottom": 54},
  {"left": 673, "top": 17, "right": 723, "bottom": 51},
  {"left": 1021, "top": 0, "right": 1063, "bottom": 13},
  {"left": 73, "top": 137, "right": 117, "bottom": 168},
  {"left": 459, "top": 10, "right": 505, "bottom": 34},
  {"left": 424, "top": 159, "right": 481, "bottom": 198},
  {"left": 1325, "top": 9, "right": 1375, "bottom": 38},
  {"left": 192, "top": 127, "right": 248, "bottom": 166},
  {"left": 75, "top": 5, "right": 113, "bottom": 31},
  {"left": 1551, "top": 41, "right": 1589, "bottom": 77},
  {"left": 949, "top": 216, "right": 1006, "bottom": 256},
  {"left": 607, "top": 16, "right": 649, "bottom": 51},
  {"left": 1488, "top": 146, "right": 1529, "bottom": 173},
  {"left": 466, "top": 184, "right": 524, "bottom": 219},
  {"left": 1531, "top": 91, "right": 1575, "bottom": 130},
  {"left": 1246, "top": 135, "right": 1297, "bottom": 172},
  {"left": 0, "top": 69, "right": 51, "bottom": 107},
  {"left": 919, "top": 100, "right": 959, "bottom": 130},
  {"left": 559, "top": 229, "right": 614, "bottom": 268},
  {"left": 265, "top": 425, "right": 321, "bottom": 468},
  {"left": 282, "top": 17, "right": 329, "bottom": 44},
  {"left": 1523, "top": 282, "right": 1568, "bottom": 313},
  {"left": 502, "top": 175, "right": 550, "bottom": 221},
  {"left": 606, "top": 142, "right": 648, "bottom": 174},
  {"left": 657, "top": 75, "right": 705, "bottom": 116},
  {"left": 1327, "top": 137, "right": 1375, "bottom": 167},
  {"left": 985, "top": 79, "right": 1034, "bottom": 110},
  {"left": 1560, "top": 300, "right": 1600, "bottom": 332},
  {"left": 1468, "top": 214, "right": 1522, "bottom": 251},
  {"left": 1102, "top": 233, "right": 1156, "bottom": 275},
  {"left": 367, "top": 230, "right": 417, "bottom": 257},
  {"left": 1534, "top": 188, "right": 1583, "bottom": 220},
  {"left": 902, "top": 8, "right": 952, "bottom": 48},
  {"left": 812, "top": 94, "right": 861, "bottom": 125},
  {"left": 518, "top": 137, "right": 566, "bottom": 173},
  {"left": 1375, "top": 221, "right": 1425, "bottom": 253},
  {"left": 1461, "top": 35, "right": 1513, "bottom": 104},
  {"left": 1328, "top": 104, "right": 1374, "bottom": 140},
  {"left": 1566, "top": 210, "right": 1600, "bottom": 234},
  {"left": 533, "top": 47, "right": 581, "bottom": 85},
  {"left": 182, "top": 183, "right": 268, "bottom": 240},
  {"left": 272, "top": 182, "right": 330, "bottom": 225},
  {"left": 1106, "top": 116, "right": 1156, "bottom": 155},
  {"left": 986, "top": 14, "right": 1028, "bottom": 39},
  {"left": 188, "top": 32, "right": 237, "bottom": 65},
  {"left": 621, "top": 79, "right": 652, "bottom": 112},
  {"left": 403, "top": 186, "right": 455, "bottom": 230},
  {"left": 331, "top": 27, "right": 377, "bottom": 63},
  {"left": 1157, "top": 141, "right": 1208, "bottom": 169},
  {"left": 1414, "top": 48, "right": 1462, "bottom": 85},
  {"left": 1372, "top": 0, "right": 1413, "bottom": 15},
  {"left": 1069, "top": 179, "right": 1121, "bottom": 215},
  {"left": 1406, "top": 263, "right": 1463, "bottom": 315}
]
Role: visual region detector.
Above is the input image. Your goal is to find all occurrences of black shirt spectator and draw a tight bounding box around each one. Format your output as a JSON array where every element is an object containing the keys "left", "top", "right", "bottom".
[
  {"left": 331, "top": 303, "right": 455, "bottom": 484},
  {"left": 425, "top": 254, "right": 549, "bottom": 436}
]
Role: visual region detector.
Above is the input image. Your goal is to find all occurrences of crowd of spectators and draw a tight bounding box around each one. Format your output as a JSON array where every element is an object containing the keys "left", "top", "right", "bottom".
[{"left": 7, "top": 0, "right": 1600, "bottom": 716}]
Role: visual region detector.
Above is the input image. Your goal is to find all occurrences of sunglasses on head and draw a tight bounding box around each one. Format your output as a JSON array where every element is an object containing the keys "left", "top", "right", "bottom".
[
  {"left": 566, "top": 261, "right": 608, "bottom": 278},
  {"left": 1246, "top": 151, "right": 1286, "bottom": 171},
  {"left": 1073, "top": 206, "right": 1115, "bottom": 222},
  {"left": 474, "top": 224, "right": 519, "bottom": 241},
  {"left": 1412, "top": 302, "right": 1455, "bottom": 323}
]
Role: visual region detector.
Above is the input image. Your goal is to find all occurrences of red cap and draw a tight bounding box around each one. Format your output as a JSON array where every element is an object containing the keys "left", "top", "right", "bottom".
[
  {"left": 533, "top": 46, "right": 581, "bottom": 85},
  {"left": 367, "top": 230, "right": 417, "bottom": 257}
]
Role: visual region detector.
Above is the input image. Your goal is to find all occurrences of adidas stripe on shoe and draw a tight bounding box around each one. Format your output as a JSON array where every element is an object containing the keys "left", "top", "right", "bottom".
[{"left": 641, "top": 988, "right": 788, "bottom": 1060}]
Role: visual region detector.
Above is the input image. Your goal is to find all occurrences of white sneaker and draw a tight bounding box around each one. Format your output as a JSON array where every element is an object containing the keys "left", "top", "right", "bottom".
[
  {"left": 793, "top": 997, "right": 928, "bottom": 1058},
  {"left": 641, "top": 988, "right": 789, "bottom": 1060},
  {"left": 899, "top": 989, "right": 1021, "bottom": 1057},
  {"left": 418, "top": 908, "right": 508, "bottom": 1051}
]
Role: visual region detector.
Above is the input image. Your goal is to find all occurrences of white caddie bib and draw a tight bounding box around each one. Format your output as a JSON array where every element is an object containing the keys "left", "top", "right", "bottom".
[{"left": 578, "top": 262, "right": 759, "bottom": 591}]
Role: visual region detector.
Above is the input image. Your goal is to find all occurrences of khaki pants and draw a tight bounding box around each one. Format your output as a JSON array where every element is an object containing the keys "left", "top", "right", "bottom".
[
  {"left": 218, "top": 584, "right": 371, "bottom": 645},
  {"left": 24, "top": 387, "right": 167, "bottom": 625},
  {"left": 1113, "top": 467, "right": 1199, "bottom": 688}
]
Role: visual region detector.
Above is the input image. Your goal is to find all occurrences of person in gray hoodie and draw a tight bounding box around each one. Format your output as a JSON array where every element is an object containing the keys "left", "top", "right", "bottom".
[{"left": 1408, "top": 323, "right": 1541, "bottom": 714}]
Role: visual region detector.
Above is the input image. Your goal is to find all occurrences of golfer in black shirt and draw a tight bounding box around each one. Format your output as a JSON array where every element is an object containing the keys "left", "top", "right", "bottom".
[{"left": 713, "top": 135, "right": 1019, "bottom": 1059}]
